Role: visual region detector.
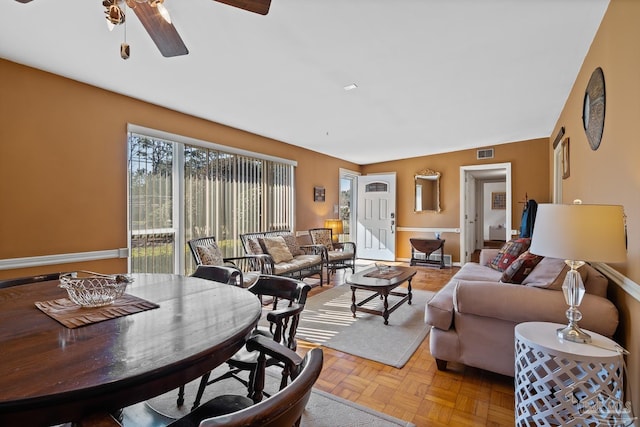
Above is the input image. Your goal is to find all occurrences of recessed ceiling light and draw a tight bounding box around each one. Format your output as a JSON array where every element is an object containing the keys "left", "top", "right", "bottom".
[{"left": 343, "top": 83, "right": 358, "bottom": 91}]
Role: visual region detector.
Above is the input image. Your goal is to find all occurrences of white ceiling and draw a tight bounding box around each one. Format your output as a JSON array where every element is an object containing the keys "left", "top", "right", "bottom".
[{"left": 0, "top": 0, "right": 609, "bottom": 165}]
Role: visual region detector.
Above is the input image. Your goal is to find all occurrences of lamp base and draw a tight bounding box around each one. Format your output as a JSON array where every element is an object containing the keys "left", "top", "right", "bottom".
[{"left": 557, "top": 324, "right": 592, "bottom": 344}]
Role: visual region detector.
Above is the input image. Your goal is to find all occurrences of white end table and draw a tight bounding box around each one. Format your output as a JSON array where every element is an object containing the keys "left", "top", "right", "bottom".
[{"left": 514, "top": 322, "right": 625, "bottom": 426}]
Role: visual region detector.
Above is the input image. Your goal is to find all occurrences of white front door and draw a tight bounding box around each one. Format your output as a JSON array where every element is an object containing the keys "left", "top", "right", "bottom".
[{"left": 356, "top": 173, "right": 396, "bottom": 261}]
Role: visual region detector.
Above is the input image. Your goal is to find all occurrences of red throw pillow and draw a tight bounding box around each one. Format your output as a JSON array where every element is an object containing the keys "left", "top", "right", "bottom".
[
  {"left": 488, "top": 238, "right": 531, "bottom": 272},
  {"left": 501, "top": 250, "right": 544, "bottom": 284}
]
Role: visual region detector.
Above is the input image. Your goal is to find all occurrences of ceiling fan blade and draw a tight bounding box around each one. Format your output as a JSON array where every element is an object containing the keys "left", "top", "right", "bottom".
[
  {"left": 132, "top": 2, "right": 188, "bottom": 57},
  {"left": 214, "top": 0, "right": 271, "bottom": 15}
]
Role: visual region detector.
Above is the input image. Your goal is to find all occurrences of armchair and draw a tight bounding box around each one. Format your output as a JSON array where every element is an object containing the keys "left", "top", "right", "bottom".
[
  {"left": 188, "top": 236, "right": 263, "bottom": 288},
  {"left": 308, "top": 228, "right": 356, "bottom": 281}
]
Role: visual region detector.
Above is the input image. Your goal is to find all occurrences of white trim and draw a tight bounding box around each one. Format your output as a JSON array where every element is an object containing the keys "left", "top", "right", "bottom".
[
  {"left": 0, "top": 249, "right": 129, "bottom": 271},
  {"left": 553, "top": 143, "right": 563, "bottom": 203},
  {"left": 127, "top": 124, "right": 298, "bottom": 167},
  {"left": 398, "top": 227, "right": 460, "bottom": 233},
  {"left": 593, "top": 262, "right": 640, "bottom": 303}
]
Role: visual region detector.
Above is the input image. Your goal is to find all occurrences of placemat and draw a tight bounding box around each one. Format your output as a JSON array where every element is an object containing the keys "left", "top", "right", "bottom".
[
  {"left": 35, "top": 294, "right": 159, "bottom": 329},
  {"left": 363, "top": 269, "right": 404, "bottom": 280}
]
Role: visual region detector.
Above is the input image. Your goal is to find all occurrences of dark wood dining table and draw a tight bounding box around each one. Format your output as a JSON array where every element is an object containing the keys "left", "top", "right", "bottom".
[{"left": 0, "top": 273, "right": 261, "bottom": 427}]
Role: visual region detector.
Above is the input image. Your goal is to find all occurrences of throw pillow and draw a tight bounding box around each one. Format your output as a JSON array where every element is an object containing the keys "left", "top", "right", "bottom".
[
  {"left": 310, "top": 229, "right": 334, "bottom": 251},
  {"left": 196, "top": 244, "right": 224, "bottom": 266},
  {"left": 488, "top": 237, "right": 531, "bottom": 272},
  {"left": 261, "top": 236, "right": 294, "bottom": 264},
  {"left": 546, "top": 263, "right": 589, "bottom": 291},
  {"left": 245, "top": 238, "right": 264, "bottom": 255},
  {"left": 281, "top": 233, "right": 304, "bottom": 256},
  {"left": 500, "top": 251, "right": 544, "bottom": 284}
]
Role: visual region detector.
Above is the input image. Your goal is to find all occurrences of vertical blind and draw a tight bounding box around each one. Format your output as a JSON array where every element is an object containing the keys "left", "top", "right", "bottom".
[{"left": 128, "top": 132, "right": 295, "bottom": 275}]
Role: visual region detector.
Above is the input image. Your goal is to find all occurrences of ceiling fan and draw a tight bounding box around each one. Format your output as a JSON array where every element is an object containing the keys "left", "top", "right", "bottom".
[{"left": 14, "top": 0, "right": 271, "bottom": 58}]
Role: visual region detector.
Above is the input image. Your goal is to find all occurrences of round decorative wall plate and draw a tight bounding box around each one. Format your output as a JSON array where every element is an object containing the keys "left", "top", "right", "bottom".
[{"left": 582, "top": 67, "right": 605, "bottom": 151}]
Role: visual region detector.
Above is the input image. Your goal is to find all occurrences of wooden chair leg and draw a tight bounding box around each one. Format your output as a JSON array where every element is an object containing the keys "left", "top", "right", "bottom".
[
  {"left": 177, "top": 385, "right": 185, "bottom": 407},
  {"left": 192, "top": 371, "right": 211, "bottom": 410}
]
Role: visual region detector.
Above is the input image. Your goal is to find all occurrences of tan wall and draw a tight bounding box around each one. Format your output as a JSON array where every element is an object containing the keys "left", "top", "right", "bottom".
[
  {"left": 362, "top": 138, "right": 550, "bottom": 262},
  {"left": 0, "top": 59, "right": 359, "bottom": 279},
  {"left": 550, "top": 0, "right": 640, "bottom": 413}
]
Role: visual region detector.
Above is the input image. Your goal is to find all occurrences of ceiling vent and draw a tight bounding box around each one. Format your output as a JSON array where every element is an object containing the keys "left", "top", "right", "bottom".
[{"left": 477, "top": 148, "right": 494, "bottom": 160}]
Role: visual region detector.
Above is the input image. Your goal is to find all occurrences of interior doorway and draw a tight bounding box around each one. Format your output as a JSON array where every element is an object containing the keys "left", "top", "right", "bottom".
[{"left": 460, "top": 163, "right": 512, "bottom": 264}]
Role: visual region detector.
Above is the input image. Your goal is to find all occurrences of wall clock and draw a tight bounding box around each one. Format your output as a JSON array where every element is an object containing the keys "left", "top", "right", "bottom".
[{"left": 582, "top": 67, "right": 606, "bottom": 151}]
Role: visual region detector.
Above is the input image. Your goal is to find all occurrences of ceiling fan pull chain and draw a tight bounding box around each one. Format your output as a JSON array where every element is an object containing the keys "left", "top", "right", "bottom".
[{"left": 120, "top": 1, "right": 130, "bottom": 59}]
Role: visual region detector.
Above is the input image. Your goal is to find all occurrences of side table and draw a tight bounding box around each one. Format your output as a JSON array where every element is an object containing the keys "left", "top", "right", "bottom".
[
  {"left": 409, "top": 238, "right": 446, "bottom": 268},
  {"left": 514, "top": 322, "right": 626, "bottom": 426}
]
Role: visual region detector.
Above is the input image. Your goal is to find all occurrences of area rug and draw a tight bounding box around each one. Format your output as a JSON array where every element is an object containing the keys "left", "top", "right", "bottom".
[
  {"left": 296, "top": 284, "right": 434, "bottom": 368},
  {"left": 143, "top": 367, "right": 415, "bottom": 427}
]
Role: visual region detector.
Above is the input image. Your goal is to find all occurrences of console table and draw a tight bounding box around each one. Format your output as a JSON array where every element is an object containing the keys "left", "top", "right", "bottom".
[
  {"left": 409, "top": 238, "right": 446, "bottom": 268},
  {"left": 514, "top": 322, "right": 626, "bottom": 426}
]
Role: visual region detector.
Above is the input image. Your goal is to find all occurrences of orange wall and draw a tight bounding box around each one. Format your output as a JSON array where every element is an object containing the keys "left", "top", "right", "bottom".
[
  {"left": 0, "top": 59, "right": 358, "bottom": 278},
  {"left": 362, "top": 138, "right": 550, "bottom": 262},
  {"left": 550, "top": 0, "right": 640, "bottom": 413}
]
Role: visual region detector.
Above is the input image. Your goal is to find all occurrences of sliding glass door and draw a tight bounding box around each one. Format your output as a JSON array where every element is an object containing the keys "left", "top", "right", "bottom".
[{"left": 128, "top": 130, "right": 295, "bottom": 275}]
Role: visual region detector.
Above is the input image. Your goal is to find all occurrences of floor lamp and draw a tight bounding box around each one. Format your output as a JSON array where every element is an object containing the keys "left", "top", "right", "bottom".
[{"left": 529, "top": 203, "right": 626, "bottom": 343}]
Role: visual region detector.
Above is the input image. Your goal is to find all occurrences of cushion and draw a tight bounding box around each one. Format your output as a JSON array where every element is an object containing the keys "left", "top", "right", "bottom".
[
  {"left": 500, "top": 251, "right": 544, "bottom": 284},
  {"left": 547, "top": 263, "right": 589, "bottom": 291},
  {"left": 310, "top": 229, "right": 333, "bottom": 251},
  {"left": 261, "top": 236, "right": 294, "bottom": 264},
  {"left": 196, "top": 244, "right": 224, "bottom": 266},
  {"left": 281, "top": 233, "right": 305, "bottom": 256},
  {"left": 245, "top": 238, "right": 264, "bottom": 255},
  {"left": 521, "top": 257, "right": 589, "bottom": 291},
  {"left": 488, "top": 238, "right": 531, "bottom": 272},
  {"left": 521, "top": 256, "right": 566, "bottom": 287}
]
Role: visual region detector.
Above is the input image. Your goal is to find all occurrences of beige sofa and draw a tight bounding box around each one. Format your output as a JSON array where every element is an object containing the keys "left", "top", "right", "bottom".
[{"left": 425, "top": 249, "right": 619, "bottom": 377}]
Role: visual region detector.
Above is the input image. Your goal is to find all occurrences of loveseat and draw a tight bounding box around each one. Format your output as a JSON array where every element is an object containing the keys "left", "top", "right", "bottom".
[
  {"left": 425, "top": 247, "right": 619, "bottom": 377},
  {"left": 239, "top": 230, "right": 325, "bottom": 285}
]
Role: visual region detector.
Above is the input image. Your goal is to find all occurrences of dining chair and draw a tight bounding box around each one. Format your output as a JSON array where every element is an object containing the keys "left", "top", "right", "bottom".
[
  {"left": 0, "top": 272, "right": 62, "bottom": 288},
  {"left": 169, "top": 335, "right": 323, "bottom": 427},
  {"left": 188, "top": 236, "right": 264, "bottom": 288},
  {"left": 188, "top": 275, "right": 311, "bottom": 410},
  {"left": 308, "top": 227, "right": 356, "bottom": 281}
]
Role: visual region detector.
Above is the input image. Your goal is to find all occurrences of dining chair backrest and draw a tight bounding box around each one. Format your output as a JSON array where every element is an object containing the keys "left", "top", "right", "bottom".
[
  {"left": 247, "top": 275, "right": 311, "bottom": 351},
  {"left": 198, "top": 346, "right": 323, "bottom": 427}
]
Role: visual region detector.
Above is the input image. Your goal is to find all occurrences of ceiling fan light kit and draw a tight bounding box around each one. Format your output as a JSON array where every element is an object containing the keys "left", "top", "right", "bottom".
[{"left": 17, "top": 0, "right": 271, "bottom": 58}]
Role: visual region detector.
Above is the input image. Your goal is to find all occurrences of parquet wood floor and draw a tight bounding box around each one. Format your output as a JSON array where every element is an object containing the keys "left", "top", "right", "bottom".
[{"left": 299, "top": 264, "right": 515, "bottom": 427}]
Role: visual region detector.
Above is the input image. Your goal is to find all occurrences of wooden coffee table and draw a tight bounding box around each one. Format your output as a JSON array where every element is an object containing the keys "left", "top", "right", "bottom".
[{"left": 346, "top": 265, "right": 417, "bottom": 325}]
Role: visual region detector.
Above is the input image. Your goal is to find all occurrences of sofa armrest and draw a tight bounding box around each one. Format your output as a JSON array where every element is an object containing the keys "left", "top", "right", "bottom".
[
  {"left": 479, "top": 249, "right": 500, "bottom": 266},
  {"left": 425, "top": 279, "right": 466, "bottom": 330},
  {"left": 454, "top": 281, "right": 619, "bottom": 337}
]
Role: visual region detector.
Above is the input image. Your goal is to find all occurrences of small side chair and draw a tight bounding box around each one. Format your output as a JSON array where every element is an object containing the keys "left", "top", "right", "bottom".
[{"left": 308, "top": 227, "right": 356, "bottom": 281}]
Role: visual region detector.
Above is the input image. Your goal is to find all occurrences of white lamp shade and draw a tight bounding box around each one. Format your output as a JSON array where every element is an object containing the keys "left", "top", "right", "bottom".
[{"left": 529, "top": 204, "right": 626, "bottom": 263}]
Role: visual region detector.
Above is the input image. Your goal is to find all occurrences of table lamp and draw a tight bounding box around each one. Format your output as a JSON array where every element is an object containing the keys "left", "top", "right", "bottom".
[
  {"left": 529, "top": 202, "right": 626, "bottom": 343},
  {"left": 324, "top": 219, "right": 344, "bottom": 243}
]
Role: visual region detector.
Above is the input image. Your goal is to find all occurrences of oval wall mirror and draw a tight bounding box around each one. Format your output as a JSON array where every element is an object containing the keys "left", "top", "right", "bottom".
[{"left": 415, "top": 169, "right": 441, "bottom": 213}]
